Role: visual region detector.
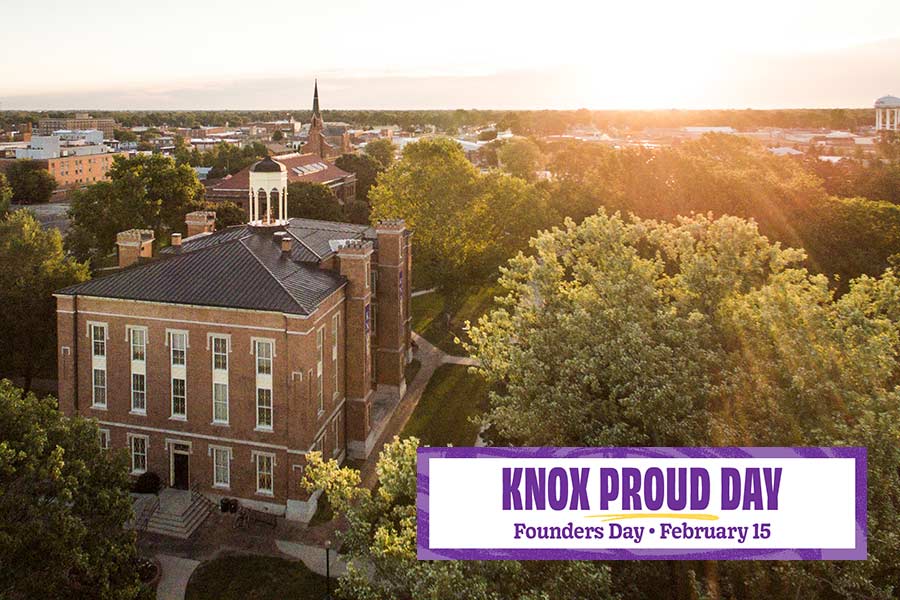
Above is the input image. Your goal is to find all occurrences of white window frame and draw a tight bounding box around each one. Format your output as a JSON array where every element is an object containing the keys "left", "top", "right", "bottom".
[
  {"left": 92, "top": 368, "right": 107, "bottom": 408},
  {"left": 331, "top": 314, "right": 339, "bottom": 400},
  {"left": 256, "top": 388, "right": 273, "bottom": 430},
  {"left": 99, "top": 428, "right": 110, "bottom": 450},
  {"left": 128, "top": 434, "right": 148, "bottom": 475},
  {"left": 171, "top": 377, "right": 187, "bottom": 420},
  {"left": 213, "top": 382, "right": 229, "bottom": 425},
  {"left": 253, "top": 338, "right": 274, "bottom": 376},
  {"left": 209, "top": 334, "right": 230, "bottom": 425},
  {"left": 131, "top": 372, "right": 146, "bottom": 414},
  {"left": 316, "top": 327, "right": 325, "bottom": 414},
  {"left": 88, "top": 322, "right": 107, "bottom": 408},
  {"left": 169, "top": 329, "right": 188, "bottom": 420},
  {"left": 210, "top": 445, "right": 232, "bottom": 489},
  {"left": 128, "top": 326, "right": 148, "bottom": 415},
  {"left": 254, "top": 452, "right": 275, "bottom": 496}
]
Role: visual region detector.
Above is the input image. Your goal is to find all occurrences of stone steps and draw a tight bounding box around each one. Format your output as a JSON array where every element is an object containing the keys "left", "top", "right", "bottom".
[{"left": 145, "top": 493, "right": 212, "bottom": 539}]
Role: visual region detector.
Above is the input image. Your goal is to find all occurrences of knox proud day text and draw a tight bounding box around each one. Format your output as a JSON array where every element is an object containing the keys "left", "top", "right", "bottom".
[{"left": 501, "top": 466, "right": 783, "bottom": 511}]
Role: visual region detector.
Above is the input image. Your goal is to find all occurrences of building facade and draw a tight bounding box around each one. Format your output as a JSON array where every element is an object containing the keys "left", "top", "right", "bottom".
[
  {"left": 38, "top": 114, "right": 117, "bottom": 139},
  {"left": 56, "top": 158, "right": 411, "bottom": 520},
  {"left": 206, "top": 152, "right": 356, "bottom": 218}
]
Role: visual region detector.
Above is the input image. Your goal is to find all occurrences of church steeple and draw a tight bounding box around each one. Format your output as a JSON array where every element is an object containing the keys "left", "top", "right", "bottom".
[{"left": 312, "top": 79, "right": 320, "bottom": 118}]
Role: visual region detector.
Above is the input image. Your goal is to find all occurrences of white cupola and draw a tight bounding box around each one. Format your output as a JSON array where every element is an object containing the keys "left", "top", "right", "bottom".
[{"left": 248, "top": 156, "right": 288, "bottom": 224}]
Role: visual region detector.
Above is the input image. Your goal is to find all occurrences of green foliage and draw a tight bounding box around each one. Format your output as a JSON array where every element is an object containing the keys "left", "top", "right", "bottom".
[
  {"left": 364, "top": 138, "right": 397, "bottom": 169},
  {"left": 271, "top": 129, "right": 284, "bottom": 141},
  {"left": 370, "top": 138, "right": 555, "bottom": 290},
  {"left": 304, "top": 437, "right": 615, "bottom": 600},
  {"left": 65, "top": 154, "right": 205, "bottom": 263},
  {"left": 209, "top": 201, "right": 244, "bottom": 229},
  {"left": 498, "top": 137, "right": 544, "bottom": 181},
  {"left": 466, "top": 211, "right": 900, "bottom": 598},
  {"left": 411, "top": 285, "right": 499, "bottom": 355},
  {"left": 547, "top": 134, "right": 900, "bottom": 288},
  {"left": 286, "top": 181, "right": 344, "bottom": 222},
  {"left": 478, "top": 129, "right": 498, "bottom": 141},
  {"left": 113, "top": 129, "right": 138, "bottom": 142},
  {"left": 335, "top": 152, "right": 383, "bottom": 202},
  {"left": 6, "top": 159, "right": 57, "bottom": 204},
  {"left": 0, "top": 211, "right": 89, "bottom": 389},
  {"left": 0, "top": 172, "right": 12, "bottom": 215},
  {"left": 0, "top": 380, "right": 143, "bottom": 599}
]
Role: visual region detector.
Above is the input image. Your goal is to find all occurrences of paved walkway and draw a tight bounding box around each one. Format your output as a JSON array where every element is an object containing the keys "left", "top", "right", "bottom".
[
  {"left": 275, "top": 540, "right": 349, "bottom": 578},
  {"left": 155, "top": 554, "right": 200, "bottom": 600}
]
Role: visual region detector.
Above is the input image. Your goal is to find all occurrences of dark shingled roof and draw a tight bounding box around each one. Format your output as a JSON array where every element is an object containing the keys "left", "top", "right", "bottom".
[
  {"left": 251, "top": 156, "right": 285, "bottom": 173},
  {"left": 56, "top": 218, "right": 373, "bottom": 315}
]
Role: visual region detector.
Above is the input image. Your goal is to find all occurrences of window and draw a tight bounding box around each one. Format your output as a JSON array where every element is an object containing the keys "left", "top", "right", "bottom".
[
  {"left": 365, "top": 261, "right": 370, "bottom": 288},
  {"left": 212, "top": 447, "right": 230, "bottom": 488},
  {"left": 255, "top": 340, "right": 272, "bottom": 375},
  {"left": 212, "top": 336, "right": 228, "bottom": 370},
  {"left": 256, "top": 453, "right": 273, "bottom": 495},
  {"left": 130, "top": 327, "right": 146, "bottom": 361},
  {"left": 131, "top": 373, "right": 146, "bottom": 412},
  {"left": 170, "top": 331, "right": 186, "bottom": 366},
  {"left": 99, "top": 428, "right": 110, "bottom": 450},
  {"left": 130, "top": 436, "right": 147, "bottom": 474},
  {"left": 370, "top": 269, "right": 377, "bottom": 295},
  {"left": 92, "top": 368, "right": 107, "bottom": 407},
  {"left": 332, "top": 413, "right": 342, "bottom": 457},
  {"left": 316, "top": 328, "right": 324, "bottom": 413},
  {"left": 213, "top": 383, "right": 229, "bottom": 424},
  {"left": 91, "top": 324, "right": 106, "bottom": 357},
  {"left": 257, "top": 388, "right": 272, "bottom": 429},
  {"left": 172, "top": 378, "right": 186, "bottom": 418},
  {"left": 331, "top": 315, "right": 339, "bottom": 399}
]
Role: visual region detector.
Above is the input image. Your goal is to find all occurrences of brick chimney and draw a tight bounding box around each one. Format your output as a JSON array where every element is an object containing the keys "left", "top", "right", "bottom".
[
  {"left": 374, "top": 219, "right": 411, "bottom": 394},
  {"left": 337, "top": 239, "right": 375, "bottom": 458},
  {"left": 171, "top": 233, "right": 182, "bottom": 247},
  {"left": 185, "top": 210, "right": 216, "bottom": 237},
  {"left": 116, "top": 229, "right": 154, "bottom": 268}
]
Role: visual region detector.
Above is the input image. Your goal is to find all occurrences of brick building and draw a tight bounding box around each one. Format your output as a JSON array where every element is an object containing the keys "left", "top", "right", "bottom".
[
  {"left": 205, "top": 152, "right": 356, "bottom": 218},
  {"left": 38, "top": 114, "right": 117, "bottom": 139},
  {"left": 55, "top": 156, "right": 411, "bottom": 520}
]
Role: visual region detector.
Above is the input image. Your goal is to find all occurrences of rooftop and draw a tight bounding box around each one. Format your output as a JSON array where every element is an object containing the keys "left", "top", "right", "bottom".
[
  {"left": 57, "top": 218, "right": 378, "bottom": 316},
  {"left": 875, "top": 95, "right": 900, "bottom": 108},
  {"left": 208, "top": 152, "right": 353, "bottom": 193}
]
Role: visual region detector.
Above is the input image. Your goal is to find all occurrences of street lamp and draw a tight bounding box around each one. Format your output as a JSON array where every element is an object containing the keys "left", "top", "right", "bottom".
[{"left": 324, "top": 539, "right": 332, "bottom": 600}]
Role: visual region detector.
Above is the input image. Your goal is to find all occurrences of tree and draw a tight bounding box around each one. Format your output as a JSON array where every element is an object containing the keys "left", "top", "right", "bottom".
[
  {"left": 286, "top": 181, "right": 344, "bottom": 222},
  {"left": 210, "top": 201, "right": 245, "bottom": 229},
  {"left": 0, "top": 211, "right": 89, "bottom": 391},
  {"left": 364, "top": 138, "right": 397, "bottom": 169},
  {"left": 478, "top": 129, "right": 498, "bottom": 141},
  {"left": 0, "top": 380, "right": 145, "bottom": 599},
  {"left": 304, "top": 436, "right": 616, "bottom": 600},
  {"left": 335, "top": 153, "right": 383, "bottom": 203},
  {"left": 369, "top": 138, "right": 556, "bottom": 291},
  {"left": 465, "top": 211, "right": 900, "bottom": 599},
  {"left": 498, "top": 137, "right": 543, "bottom": 182},
  {"left": 65, "top": 154, "right": 205, "bottom": 263},
  {"left": 0, "top": 172, "right": 12, "bottom": 215},
  {"left": 6, "top": 159, "right": 57, "bottom": 204},
  {"left": 272, "top": 130, "right": 284, "bottom": 141},
  {"left": 113, "top": 129, "right": 138, "bottom": 143}
]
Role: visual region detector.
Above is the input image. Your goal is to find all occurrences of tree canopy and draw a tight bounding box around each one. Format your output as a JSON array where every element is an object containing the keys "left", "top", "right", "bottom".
[
  {"left": 0, "top": 380, "right": 144, "bottom": 599},
  {"left": 364, "top": 138, "right": 397, "bottom": 169},
  {"left": 335, "top": 153, "right": 383, "bottom": 203},
  {"left": 304, "top": 436, "right": 616, "bottom": 600},
  {"left": 0, "top": 172, "right": 12, "bottom": 215},
  {"left": 5, "top": 159, "right": 57, "bottom": 204},
  {"left": 465, "top": 211, "right": 900, "bottom": 599},
  {"left": 66, "top": 154, "right": 205, "bottom": 263},
  {"left": 0, "top": 211, "right": 89, "bottom": 390},
  {"left": 498, "top": 137, "right": 544, "bottom": 181}
]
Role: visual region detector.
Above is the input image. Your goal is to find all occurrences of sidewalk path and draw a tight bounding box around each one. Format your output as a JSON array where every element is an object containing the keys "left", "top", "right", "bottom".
[
  {"left": 275, "top": 540, "right": 349, "bottom": 578},
  {"left": 155, "top": 554, "right": 200, "bottom": 600}
]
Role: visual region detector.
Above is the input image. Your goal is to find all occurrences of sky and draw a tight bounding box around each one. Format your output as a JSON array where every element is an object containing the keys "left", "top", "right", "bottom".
[{"left": 2, "top": 0, "right": 900, "bottom": 110}]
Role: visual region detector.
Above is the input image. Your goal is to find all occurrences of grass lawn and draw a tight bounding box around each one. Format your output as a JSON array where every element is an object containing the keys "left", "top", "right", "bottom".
[
  {"left": 401, "top": 364, "right": 491, "bottom": 447},
  {"left": 185, "top": 554, "right": 327, "bottom": 600},
  {"left": 411, "top": 284, "right": 500, "bottom": 355}
]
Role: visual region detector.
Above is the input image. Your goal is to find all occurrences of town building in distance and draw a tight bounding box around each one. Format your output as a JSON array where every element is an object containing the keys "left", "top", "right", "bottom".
[
  {"left": 38, "top": 113, "right": 117, "bottom": 139},
  {"left": 54, "top": 155, "right": 412, "bottom": 521},
  {"left": 1, "top": 129, "right": 123, "bottom": 190}
]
